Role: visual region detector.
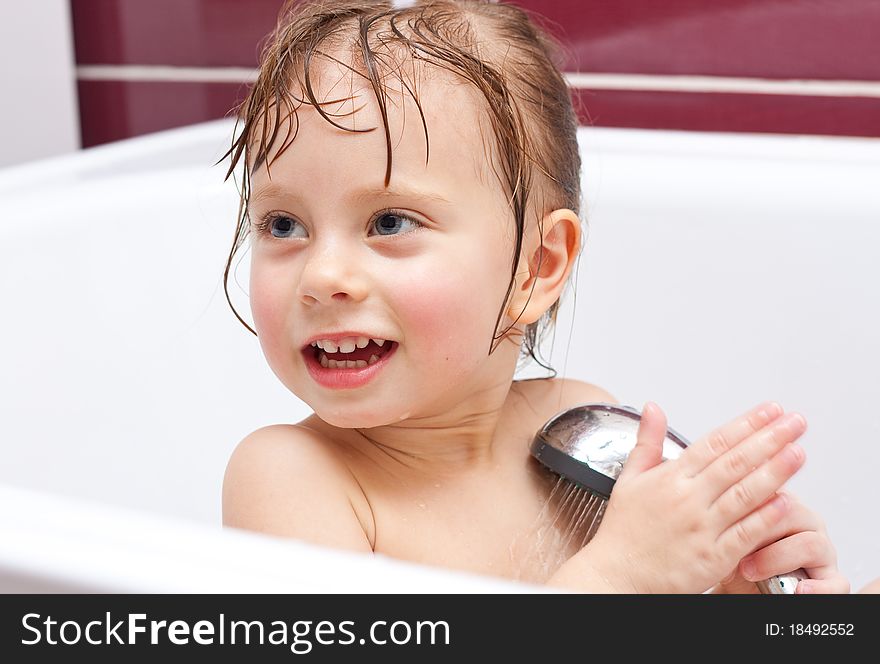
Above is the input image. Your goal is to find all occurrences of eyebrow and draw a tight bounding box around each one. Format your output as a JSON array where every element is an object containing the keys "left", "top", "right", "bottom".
[{"left": 249, "top": 182, "right": 451, "bottom": 208}]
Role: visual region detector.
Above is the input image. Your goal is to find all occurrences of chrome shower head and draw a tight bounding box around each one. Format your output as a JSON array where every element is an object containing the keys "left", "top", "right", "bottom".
[{"left": 530, "top": 403, "right": 688, "bottom": 498}]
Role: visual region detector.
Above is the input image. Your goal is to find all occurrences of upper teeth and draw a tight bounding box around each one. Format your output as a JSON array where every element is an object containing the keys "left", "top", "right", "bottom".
[{"left": 311, "top": 336, "right": 387, "bottom": 353}]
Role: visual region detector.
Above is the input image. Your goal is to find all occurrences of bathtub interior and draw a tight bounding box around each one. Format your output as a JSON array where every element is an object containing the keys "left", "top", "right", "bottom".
[
  {"left": 1, "top": 119, "right": 878, "bottom": 592},
  {"left": 0, "top": 483, "right": 535, "bottom": 593}
]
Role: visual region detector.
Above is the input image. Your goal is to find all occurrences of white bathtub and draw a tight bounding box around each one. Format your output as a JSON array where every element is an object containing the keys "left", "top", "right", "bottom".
[{"left": 1, "top": 120, "right": 877, "bottom": 592}]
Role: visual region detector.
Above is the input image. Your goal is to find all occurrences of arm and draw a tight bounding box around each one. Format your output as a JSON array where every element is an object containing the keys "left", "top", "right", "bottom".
[{"left": 222, "top": 425, "right": 374, "bottom": 554}]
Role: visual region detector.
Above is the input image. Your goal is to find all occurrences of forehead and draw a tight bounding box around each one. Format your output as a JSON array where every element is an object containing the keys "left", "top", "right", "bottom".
[{"left": 248, "top": 47, "right": 499, "bottom": 193}]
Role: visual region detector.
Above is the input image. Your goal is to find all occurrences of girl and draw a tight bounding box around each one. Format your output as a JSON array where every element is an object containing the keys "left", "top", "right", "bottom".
[{"left": 220, "top": 0, "right": 847, "bottom": 593}]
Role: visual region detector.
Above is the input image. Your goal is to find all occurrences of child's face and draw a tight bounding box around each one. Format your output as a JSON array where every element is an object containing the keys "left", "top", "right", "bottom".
[{"left": 247, "top": 58, "right": 524, "bottom": 428}]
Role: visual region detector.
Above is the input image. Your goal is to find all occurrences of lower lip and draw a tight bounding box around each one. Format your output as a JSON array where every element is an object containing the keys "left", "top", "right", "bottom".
[{"left": 302, "top": 342, "right": 398, "bottom": 390}]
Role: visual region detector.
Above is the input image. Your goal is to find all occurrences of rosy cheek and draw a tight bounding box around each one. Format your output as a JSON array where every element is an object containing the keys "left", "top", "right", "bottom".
[
  {"left": 395, "top": 278, "right": 451, "bottom": 338},
  {"left": 249, "top": 263, "right": 293, "bottom": 365},
  {"left": 392, "top": 266, "right": 493, "bottom": 366}
]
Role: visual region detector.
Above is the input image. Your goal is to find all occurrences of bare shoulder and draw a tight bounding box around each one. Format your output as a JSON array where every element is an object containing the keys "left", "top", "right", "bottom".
[
  {"left": 508, "top": 377, "right": 619, "bottom": 443},
  {"left": 553, "top": 377, "right": 619, "bottom": 407},
  {"left": 222, "top": 423, "right": 374, "bottom": 553},
  {"left": 514, "top": 376, "right": 619, "bottom": 413}
]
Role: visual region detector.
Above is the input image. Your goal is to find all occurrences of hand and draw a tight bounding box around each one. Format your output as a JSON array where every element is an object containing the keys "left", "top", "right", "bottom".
[
  {"left": 709, "top": 491, "right": 849, "bottom": 593},
  {"left": 576, "top": 401, "right": 806, "bottom": 593}
]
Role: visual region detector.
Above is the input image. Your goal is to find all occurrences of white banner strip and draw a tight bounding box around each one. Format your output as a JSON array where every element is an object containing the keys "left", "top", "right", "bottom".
[
  {"left": 564, "top": 72, "right": 880, "bottom": 99},
  {"left": 76, "top": 65, "right": 880, "bottom": 99},
  {"left": 77, "top": 64, "right": 258, "bottom": 83}
]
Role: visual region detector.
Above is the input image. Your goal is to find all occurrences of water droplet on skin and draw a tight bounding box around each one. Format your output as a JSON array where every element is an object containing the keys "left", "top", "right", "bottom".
[{"left": 417, "top": 501, "right": 426, "bottom": 509}]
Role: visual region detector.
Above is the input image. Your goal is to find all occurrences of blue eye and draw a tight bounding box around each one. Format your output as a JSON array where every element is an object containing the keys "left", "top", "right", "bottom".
[
  {"left": 254, "top": 214, "right": 304, "bottom": 239},
  {"left": 272, "top": 215, "right": 301, "bottom": 238},
  {"left": 252, "top": 210, "right": 423, "bottom": 240},
  {"left": 370, "top": 211, "right": 423, "bottom": 236}
]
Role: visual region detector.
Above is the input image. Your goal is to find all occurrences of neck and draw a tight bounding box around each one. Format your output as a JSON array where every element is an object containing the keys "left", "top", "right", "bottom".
[
  {"left": 312, "top": 338, "right": 533, "bottom": 479},
  {"left": 355, "top": 373, "right": 523, "bottom": 474}
]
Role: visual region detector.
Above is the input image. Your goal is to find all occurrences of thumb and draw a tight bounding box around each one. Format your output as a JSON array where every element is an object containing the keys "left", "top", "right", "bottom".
[{"left": 618, "top": 401, "right": 668, "bottom": 480}]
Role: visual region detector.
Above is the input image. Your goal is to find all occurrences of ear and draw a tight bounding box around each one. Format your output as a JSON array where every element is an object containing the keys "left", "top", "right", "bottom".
[{"left": 506, "top": 208, "right": 582, "bottom": 326}]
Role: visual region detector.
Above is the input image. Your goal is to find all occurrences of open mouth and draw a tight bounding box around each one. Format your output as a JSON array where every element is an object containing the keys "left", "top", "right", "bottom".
[
  {"left": 302, "top": 340, "right": 399, "bottom": 389},
  {"left": 305, "top": 339, "right": 398, "bottom": 369}
]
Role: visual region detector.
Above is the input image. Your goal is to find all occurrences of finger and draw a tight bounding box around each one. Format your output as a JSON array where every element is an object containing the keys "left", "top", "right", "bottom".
[
  {"left": 716, "top": 490, "right": 791, "bottom": 562},
  {"left": 618, "top": 402, "right": 667, "bottom": 481},
  {"left": 678, "top": 401, "right": 784, "bottom": 477},
  {"left": 701, "top": 413, "right": 807, "bottom": 503},
  {"left": 712, "top": 442, "right": 805, "bottom": 527},
  {"left": 796, "top": 574, "right": 850, "bottom": 594},
  {"left": 801, "top": 549, "right": 843, "bottom": 591},
  {"left": 746, "top": 492, "right": 824, "bottom": 552},
  {"left": 740, "top": 531, "right": 831, "bottom": 583}
]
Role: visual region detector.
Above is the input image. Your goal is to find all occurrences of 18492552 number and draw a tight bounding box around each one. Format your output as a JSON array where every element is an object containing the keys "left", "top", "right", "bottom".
[{"left": 765, "top": 624, "right": 855, "bottom": 636}]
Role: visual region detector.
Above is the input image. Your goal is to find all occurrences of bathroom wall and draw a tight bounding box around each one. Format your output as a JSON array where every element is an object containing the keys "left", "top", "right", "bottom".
[
  {"left": 69, "top": 0, "right": 880, "bottom": 147},
  {"left": 0, "top": 0, "right": 80, "bottom": 167}
]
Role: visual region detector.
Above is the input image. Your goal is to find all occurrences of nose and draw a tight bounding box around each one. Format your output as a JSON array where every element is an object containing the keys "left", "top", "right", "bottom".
[{"left": 296, "top": 239, "right": 370, "bottom": 306}]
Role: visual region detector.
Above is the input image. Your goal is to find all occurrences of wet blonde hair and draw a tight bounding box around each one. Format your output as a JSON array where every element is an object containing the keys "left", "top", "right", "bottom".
[{"left": 222, "top": 0, "right": 582, "bottom": 376}]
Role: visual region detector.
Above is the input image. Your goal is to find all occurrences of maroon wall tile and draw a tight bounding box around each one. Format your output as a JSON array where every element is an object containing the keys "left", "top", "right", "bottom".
[
  {"left": 72, "top": 1, "right": 880, "bottom": 80},
  {"left": 515, "top": 0, "right": 880, "bottom": 81},
  {"left": 572, "top": 89, "right": 880, "bottom": 138},
  {"left": 71, "top": 0, "right": 282, "bottom": 67},
  {"left": 71, "top": 1, "right": 880, "bottom": 145},
  {"left": 77, "top": 80, "right": 251, "bottom": 147}
]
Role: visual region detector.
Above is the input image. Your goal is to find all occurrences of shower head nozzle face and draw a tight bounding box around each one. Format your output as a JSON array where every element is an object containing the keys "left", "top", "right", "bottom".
[{"left": 530, "top": 403, "right": 690, "bottom": 496}]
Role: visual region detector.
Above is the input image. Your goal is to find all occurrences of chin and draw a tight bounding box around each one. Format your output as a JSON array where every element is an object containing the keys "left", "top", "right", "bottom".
[{"left": 312, "top": 406, "right": 397, "bottom": 430}]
